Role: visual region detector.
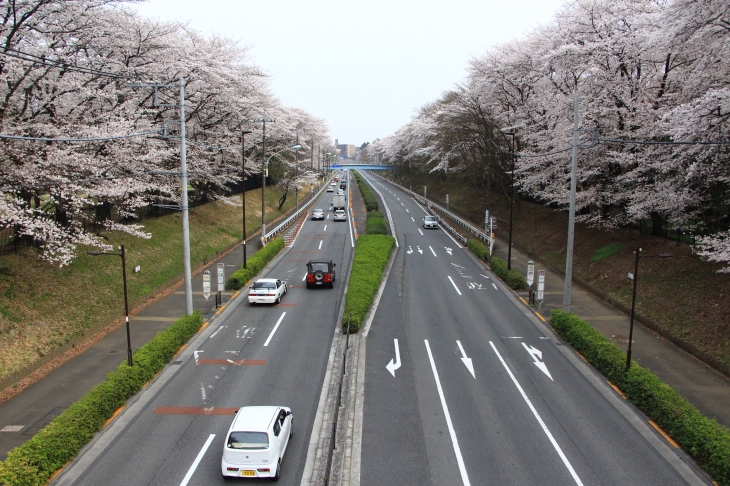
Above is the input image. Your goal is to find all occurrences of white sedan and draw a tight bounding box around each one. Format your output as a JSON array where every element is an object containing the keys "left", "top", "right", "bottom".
[
  {"left": 248, "top": 279, "right": 287, "bottom": 305},
  {"left": 333, "top": 209, "right": 347, "bottom": 222}
]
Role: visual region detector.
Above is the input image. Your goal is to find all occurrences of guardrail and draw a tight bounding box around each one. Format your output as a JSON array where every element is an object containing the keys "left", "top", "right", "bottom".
[
  {"left": 371, "top": 173, "right": 493, "bottom": 249},
  {"left": 263, "top": 178, "right": 335, "bottom": 243}
]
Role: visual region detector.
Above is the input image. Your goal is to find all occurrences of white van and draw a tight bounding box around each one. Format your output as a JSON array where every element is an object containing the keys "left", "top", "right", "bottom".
[{"left": 221, "top": 406, "right": 293, "bottom": 480}]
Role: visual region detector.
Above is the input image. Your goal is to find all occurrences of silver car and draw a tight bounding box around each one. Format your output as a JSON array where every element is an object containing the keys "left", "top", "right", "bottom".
[
  {"left": 311, "top": 208, "right": 325, "bottom": 220},
  {"left": 422, "top": 215, "right": 439, "bottom": 229},
  {"left": 333, "top": 209, "right": 347, "bottom": 222}
]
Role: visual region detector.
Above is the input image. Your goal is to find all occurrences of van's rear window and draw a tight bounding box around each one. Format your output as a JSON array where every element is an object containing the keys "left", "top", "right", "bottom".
[{"left": 227, "top": 431, "right": 269, "bottom": 449}]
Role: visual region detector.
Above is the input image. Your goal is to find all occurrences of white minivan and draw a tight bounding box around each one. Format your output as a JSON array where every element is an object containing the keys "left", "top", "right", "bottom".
[{"left": 221, "top": 406, "right": 293, "bottom": 480}]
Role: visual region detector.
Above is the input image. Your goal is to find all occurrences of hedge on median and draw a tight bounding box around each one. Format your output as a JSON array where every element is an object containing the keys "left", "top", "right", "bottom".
[
  {"left": 550, "top": 309, "right": 730, "bottom": 485},
  {"left": 366, "top": 210, "right": 387, "bottom": 235},
  {"left": 353, "top": 172, "right": 379, "bottom": 211},
  {"left": 467, "top": 239, "right": 526, "bottom": 290},
  {"left": 227, "top": 237, "right": 285, "bottom": 290},
  {"left": 342, "top": 234, "right": 396, "bottom": 334},
  {"left": 0, "top": 311, "right": 204, "bottom": 486}
]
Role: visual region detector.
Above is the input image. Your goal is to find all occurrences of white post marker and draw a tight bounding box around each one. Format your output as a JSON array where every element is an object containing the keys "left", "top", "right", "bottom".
[
  {"left": 217, "top": 263, "right": 225, "bottom": 293},
  {"left": 527, "top": 260, "right": 535, "bottom": 287},
  {"left": 386, "top": 339, "right": 401, "bottom": 377},
  {"left": 537, "top": 270, "right": 546, "bottom": 303},
  {"left": 202, "top": 270, "right": 211, "bottom": 301}
]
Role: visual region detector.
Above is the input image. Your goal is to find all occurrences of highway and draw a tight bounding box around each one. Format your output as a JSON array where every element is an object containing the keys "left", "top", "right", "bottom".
[
  {"left": 53, "top": 182, "right": 355, "bottom": 486},
  {"left": 356, "top": 172, "right": 709, "bottom": 485}
]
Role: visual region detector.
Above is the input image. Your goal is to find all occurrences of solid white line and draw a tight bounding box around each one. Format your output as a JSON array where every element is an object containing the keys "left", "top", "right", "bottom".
[
  {"left": 264, "top": 312, "right": 287, "bottom": 347},
  {"left": 429, "top": 246, "right": 437, "bottom": 257},
  {"left": 425, "top": 340, "right": 470, "bottom": 486},
  {"left": 489, "top": 342, "right": 583, "bottom": 485},
  {"left": 319, "top": 240, "right": 323, "bottom": 249},
  {"left": 448, "top": 276, "right": 462, "bottom": 295},
  {"left": 180, "top": 434, "right": 216, "bottom": 486}
]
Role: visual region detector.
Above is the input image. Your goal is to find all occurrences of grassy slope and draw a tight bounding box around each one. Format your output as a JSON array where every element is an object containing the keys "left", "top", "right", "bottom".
[
  {"left": 420, "top": 174, "right": 730, "bottom": 369},
  {"left": 0, "top": 188, "right": 296, "bottom": 384}
]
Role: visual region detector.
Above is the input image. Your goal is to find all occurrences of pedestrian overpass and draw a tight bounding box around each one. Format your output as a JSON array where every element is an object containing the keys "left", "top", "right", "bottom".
[{"left": 330, "top": 163, "right": 393, "bottom": 171}]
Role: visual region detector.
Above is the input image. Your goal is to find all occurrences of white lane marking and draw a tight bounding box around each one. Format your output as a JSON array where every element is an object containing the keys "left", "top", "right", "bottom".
[
  {"left": 418, "top": 229, "right": 424, "bottom": 236},
  {"left": 456, "top": 340, "right": 475, "bottom": 378},
  {"left": 180, "top": 434, "right": 216, "bottom": 486},
  {"left": 425, "top": 340, "right": 471, "bottom": 486},
  {"left": 264, "top": 312, "right": 287, "bottom": 347},
  {"left": 324, "top": 224, "right": 328, "bottom": 231},
  {"left": 319, "top": 240, "right": 323, "bottom": 250},
  {"left": 489, "top": 341, "right": 583, "bottom": 485},
  {"left": 386, "top": 339, "right": 401, "bottom": 376},
  {"left": 405, "top": 208, "right": 409, "bottom": 213},
  {"left": 209, "top": 325, "right": 224, "bottom": 339},
  {"left": 411, "top": 217, "right": 415, "bottom": 222},
  {"left": 302, "top": 272, "right": 307, "bottom": 281},
  {"left": 429, "top": 246, "right": 437, "bottom": 257},
  {"left": 492, "top": 283, "right": 498, "bottom": 290},
  {"left": 448, "top": 276, "right": 462, "bottom": 295}
]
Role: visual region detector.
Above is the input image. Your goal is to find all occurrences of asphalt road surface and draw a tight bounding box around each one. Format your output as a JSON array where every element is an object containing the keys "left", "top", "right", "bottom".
[
  {"left": 53, "top": 182, "right": 355, "bottom": 486},
  {"left": 357, "top": 172, "right": 710, "bottom": 486}
]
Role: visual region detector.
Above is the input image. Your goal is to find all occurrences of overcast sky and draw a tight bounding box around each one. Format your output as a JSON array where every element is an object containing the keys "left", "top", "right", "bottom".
[{"left": 133, "top": 0, "right": 567, "bottom": 147}]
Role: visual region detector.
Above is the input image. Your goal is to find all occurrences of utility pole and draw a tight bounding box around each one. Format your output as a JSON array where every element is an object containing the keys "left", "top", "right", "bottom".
[
  {"left": 253, "top": 112, "right": 274, "bottom": 241},
  {"left": 563, "top": 92, "right": 580, "bottom": 313}
]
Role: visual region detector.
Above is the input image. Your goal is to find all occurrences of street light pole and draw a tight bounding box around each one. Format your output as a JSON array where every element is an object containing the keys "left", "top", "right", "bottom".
[
  {"left": 88, "top": 245, "right": 132, "bottom": 367},
  {"left": 501, "top": 128, "right": 517, "bottom": 270},
  {"left": 241, "top": 129, "right": 252, "bottom": 268},
  {"left": 625, "top": 248, "right": 672, "bottom": 372}
]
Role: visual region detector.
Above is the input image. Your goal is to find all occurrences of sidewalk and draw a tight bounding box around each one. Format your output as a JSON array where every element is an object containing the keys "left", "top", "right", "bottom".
[{"left": 490, "top": 239, "right": 730, "bottom": 428}]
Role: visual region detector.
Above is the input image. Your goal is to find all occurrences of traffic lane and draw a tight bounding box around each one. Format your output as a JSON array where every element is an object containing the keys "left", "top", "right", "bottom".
[
  {"left": 361, "top": 248, "right": 433, "bottom": 486},
  {"left": 402, "top": 254, "right": 704, "bottom": 484},
  {"left": 59, "top": 242, "right": 350, "bottom": 485}
]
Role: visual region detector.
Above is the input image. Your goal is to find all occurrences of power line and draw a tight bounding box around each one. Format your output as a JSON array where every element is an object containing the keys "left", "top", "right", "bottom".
[
  {"left": 0, "top": 48, "right": 137, "bottom": 80},
  {"left": 0, "top": 130, "right": 163, "bottom": 142}
]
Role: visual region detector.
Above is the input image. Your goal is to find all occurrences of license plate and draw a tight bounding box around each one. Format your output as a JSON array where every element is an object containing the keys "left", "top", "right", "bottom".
[{"left": 241, "top": 470, "right": 256, "bottom": 477}]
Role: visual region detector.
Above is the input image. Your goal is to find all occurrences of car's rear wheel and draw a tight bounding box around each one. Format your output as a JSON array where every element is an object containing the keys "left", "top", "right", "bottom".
[{"left": 273, "top": 460, "right": 281, "bottom": 481}]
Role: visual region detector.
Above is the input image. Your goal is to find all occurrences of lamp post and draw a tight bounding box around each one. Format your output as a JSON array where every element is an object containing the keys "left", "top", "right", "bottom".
[
  {"left": 88, "top": 245, "right": 132, "bottom": 367},
  {"left": 625, "top": 247, "right": 673, "bottom": 371},
  {"left": 241, "top": 130, "right": 252, "bottom": 268},
  {"left": 501, "top": 128, "right": 517, "bottom": 270},
  {"left": 261, "top": 144, "right": 302, "bottom": 242}
]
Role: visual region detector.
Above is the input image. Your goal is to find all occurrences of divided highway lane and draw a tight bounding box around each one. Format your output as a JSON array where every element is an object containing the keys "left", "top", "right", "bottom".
[
  {"left": 53, "top": 189, "right": 355, "bottom": 486},
  {"left": 358, "top": 174, "right": 709, "bottom": 485}
]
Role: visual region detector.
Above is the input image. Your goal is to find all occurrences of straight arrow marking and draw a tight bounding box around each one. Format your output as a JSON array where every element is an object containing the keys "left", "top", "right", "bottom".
[
  {"left": 522, "top": 342, "right": 553, "bottom": 381},
  {"left": 386, "top": 338, "right": 401, "bottom": 377},
  {"left": 456, "top": 340, "right": 475, "bottom": 378}
]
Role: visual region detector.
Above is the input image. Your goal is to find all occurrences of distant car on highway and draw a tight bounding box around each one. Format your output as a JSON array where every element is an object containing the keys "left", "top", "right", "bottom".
[
  {"left": 248, "top": 278, "right": 287, "bottom": 305},
  {"left": 221, "top": 406, "right": 293, "bottom": 480},
  {"left": 306, "top": 260, "right": 336, "bottom": 288},
  {"left": 423, "top": 215, "right": 439, "bottom": 229},
  {"left": 311, "top": 208, "right": 325, "bottom": 220},
  {"left": 326, "top": 186, "right": 334, "bottom": 192},
  {"left": 333, "top": 209, "right": 347, "bottom": 222}
]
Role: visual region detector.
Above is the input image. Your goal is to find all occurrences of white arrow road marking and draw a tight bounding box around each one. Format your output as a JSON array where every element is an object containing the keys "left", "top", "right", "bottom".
[
  {"left": 194, "top": 350, "right": 203, "bottom": 364},
  {"left": 417, "top": 246, "right": 423, "bottom": 254},
  {"left": 386, "top": 339, "right": 401, "bottom": 376},
  {"left": 456, "top": 340, "right": 475, "bottom": 378},
  {"left": 448, "top": 276, "right": 462, "bottom": 295},
  {"left": 480, "top": 274, "right": 490, "bottom": 279},
  {"left": 407, "top": 246, "right": 413, "bottom": 254},
  {"left": 522, "top": 343, "right": 553, "bottom": 381},
  {"left": 264, "top": 312, "right": 286, "bottom": 347},
  {"left": 425, "top": 340, "right": 471, "bottom": 485},
  {"left": 180, "top": 434, "right": 216, "bottom": 486},
  {"left": 429, "top": 246, "right": 437, "bottom": 257},
  {"left": 445, "top": 247, "right": 453, "bottom": 255},
  {"left": 490, "top": 342, "right": 582, "bottom": 485}
]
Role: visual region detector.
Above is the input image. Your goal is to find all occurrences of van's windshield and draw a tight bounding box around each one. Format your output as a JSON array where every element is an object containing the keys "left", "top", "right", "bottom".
[{"left": 227, "top": 431, "right": 269, "bottom": 449}]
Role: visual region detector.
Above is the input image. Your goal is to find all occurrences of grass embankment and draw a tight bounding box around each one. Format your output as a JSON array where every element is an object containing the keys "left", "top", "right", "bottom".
[{"left": 0, "top": 189, "right": 296, "bottom": 389}]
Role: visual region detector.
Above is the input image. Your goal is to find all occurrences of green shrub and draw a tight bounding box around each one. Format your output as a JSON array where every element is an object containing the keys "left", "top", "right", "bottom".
[
  {"left": 0, "top": 312, "right": 203, "bottom": 486},
  {"left": 342, "top": 235, "right": 395, "bottom": 333},
  {"left": 550, "top": 309, "right": 730, "bottom": 485},
  {"left": 227, "top": 238, "right": 285, "bottom": 290},
  {"left": 468, "top": 239, "right": 526, "bottom": 290},
  {"left": 366, "top": 211, "right": 387, "bottom": 235}
]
